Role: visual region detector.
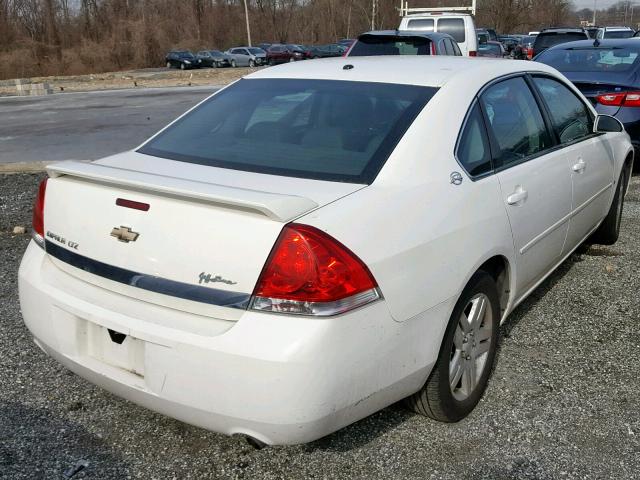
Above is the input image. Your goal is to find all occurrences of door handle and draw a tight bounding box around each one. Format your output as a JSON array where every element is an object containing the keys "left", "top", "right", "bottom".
[
  {"left": 572, "top": 159, "right": 586, "bottom": 173},
  {"left": 506, "top": 186, "right": 528, "bottom": 205}
]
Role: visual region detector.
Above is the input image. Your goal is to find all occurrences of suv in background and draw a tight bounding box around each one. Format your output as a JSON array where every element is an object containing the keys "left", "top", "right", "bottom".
[
  {"left": 532, "top": 28, "right": 588, "bottom": 58},
  {"left": 348, "top": 31, "right": 462, "bottom": 57},
  {"left": 399, "top": 12, "right": 478, "bottom": 56},
  {"left": 596, "top": 26, "right": 635, "bottom": 39},
  {"left": 165, "top": 50, "right": 198, "bottom": 70}
]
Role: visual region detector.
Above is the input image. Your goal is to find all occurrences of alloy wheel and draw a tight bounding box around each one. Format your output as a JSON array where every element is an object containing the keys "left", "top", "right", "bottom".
[{"left": 449, "top": 293, "right": 493, "bottom": 401}]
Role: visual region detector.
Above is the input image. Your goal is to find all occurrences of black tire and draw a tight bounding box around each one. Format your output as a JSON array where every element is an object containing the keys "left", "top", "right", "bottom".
[
  {"left": 268, "top": 58, "right": 275, "bottom": 66},
  {"left": 589, "top": 168, "right": 627, "bottom": 246},
  {"left": 406, "top": 270, "right": 500, "bottom": 422}
]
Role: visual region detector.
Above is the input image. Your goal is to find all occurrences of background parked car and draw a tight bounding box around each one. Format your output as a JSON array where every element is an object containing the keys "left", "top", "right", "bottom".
[
  {"left": 596, "top": 26, "right": 635, "bottom": 39},
  {"left": 307, "top": 43, "right": 346, "bottom": 58},
  {"left": 498, "top": 35, "right": 519, "bottom": 55},
  {"left": 516, "top": 35, "right": 537, "bottom": 59},
  {"left": 286, "top": 44, "right": 308, "bottom": 60},
  {"left": 196, "top": 50, "right": 232, "bottom": 68},
  {"left": 477, "top": 28, "right": 499, "bottom": 42},
  {"left": 266, "top": 44, "right": 296, "bottom": 64},
  {"left": 532, "top": 27, "right": 589, "bottom": 57},
  {"left": 165, "top": 50, "right": 198, "bottom": 70},
  {"left": 586, "top": 26, "right": 601, "bottom": 38},
  {"left": 347, "top": 31, "right": 462, "bottom": 57},
  {"left": 477, "top": 40, "right": 506, "bottom": 58},
  {"left": 535, "top": 38, "right": 640, "bottom": 159},
  {"left": 226, "top": 47, "right": 267, "bottom": 67}
]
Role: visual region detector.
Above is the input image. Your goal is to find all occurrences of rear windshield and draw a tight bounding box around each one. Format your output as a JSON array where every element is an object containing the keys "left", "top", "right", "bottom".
[
  {"left": 349, "top": 36, "right": 433, "bottom": 56},
  {"left": 536, "top": 32, "right": 587, "bottom": 49},
  {"left": 536, "top": 46, "right": 640, "bottom": 73},
  {"left": 604, "top": 30, "right": 634, "bottom": 39},
  {"left": 139, "top": 79, "right": 436, "bottom": 184}
]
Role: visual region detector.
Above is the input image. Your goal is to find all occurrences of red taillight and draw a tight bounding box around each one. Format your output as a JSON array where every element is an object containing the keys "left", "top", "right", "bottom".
[
  {"left": 469, "top": 50, "right": 477, "bottom": 57},
  {"left": 251, "top": 224, "right": 379, "bottom": 316},
  {"left": 596, "top": 91, "right": 640, "bottom": 107},
  {"left": 32, "top": 178, "right": 48, "bottom": 245}
]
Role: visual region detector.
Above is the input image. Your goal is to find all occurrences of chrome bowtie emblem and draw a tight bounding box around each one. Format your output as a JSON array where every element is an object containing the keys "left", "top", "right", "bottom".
[
  {"left": 450, "top": 171, "right": 463, "bottom": 186},
  {"left": 110, "top": 226, "right": 139, "bottom": 243}
]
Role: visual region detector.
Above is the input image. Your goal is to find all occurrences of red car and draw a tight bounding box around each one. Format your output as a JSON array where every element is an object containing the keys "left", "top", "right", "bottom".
[{"left": 266, "top": 44, "right": 295, "bottom": 65}]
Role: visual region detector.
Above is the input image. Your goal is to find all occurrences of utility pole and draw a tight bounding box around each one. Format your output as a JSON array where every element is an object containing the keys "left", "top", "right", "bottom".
[
  {"left": 243, "top": 0, "right": 252, "bottom": 46},
  {"left": 371, "top": 0, "right": 377, "bottom": 30},
  {"left": 593, "top": 0, "right": 597, "bottom": 25}
]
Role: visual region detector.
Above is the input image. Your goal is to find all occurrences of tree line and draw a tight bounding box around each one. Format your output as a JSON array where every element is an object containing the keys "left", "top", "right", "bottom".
[{"left": 0, "top": 0, "right": 576, "bottom": 80}]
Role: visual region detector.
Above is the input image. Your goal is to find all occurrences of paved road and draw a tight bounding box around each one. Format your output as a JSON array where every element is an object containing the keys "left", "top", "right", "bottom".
[{"left": 0, "top": 87, "right": 217, "bottom": 164}]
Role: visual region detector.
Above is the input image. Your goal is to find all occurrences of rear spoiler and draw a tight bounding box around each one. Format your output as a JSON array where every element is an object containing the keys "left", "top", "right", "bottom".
[{"left": 47, "top": 161, "right": 318, "bottom": 223}]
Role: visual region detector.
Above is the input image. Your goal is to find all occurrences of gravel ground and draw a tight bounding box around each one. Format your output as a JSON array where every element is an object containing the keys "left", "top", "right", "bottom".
[{"left": 1, "top": 173, "right": 639, "bottom": 480}]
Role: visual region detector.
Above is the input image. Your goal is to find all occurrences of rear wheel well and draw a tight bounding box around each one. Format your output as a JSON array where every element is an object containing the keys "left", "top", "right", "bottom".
[
  {"left": 477, "top": 256, "right": 510, "bottom": 317},
  {"left": 624, "top": 152, "right": 634, "bottom": 193}
]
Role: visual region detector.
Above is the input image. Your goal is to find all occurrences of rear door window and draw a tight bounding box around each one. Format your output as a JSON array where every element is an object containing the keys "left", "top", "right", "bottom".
[
  {"left": 457, "top": 103, "right": 492, "bottom": 176},
  {"left": 438, "top": 18, "right": 465, "bottom": 43},
  {"left": 479, "top": 77, "right": 552, "bottom": 168},
  {"left": 407, "top": 18, "right": 434, "bottom": 31},
  {"left": 532, "top": 76, "right": 594, "bottom": 144}
]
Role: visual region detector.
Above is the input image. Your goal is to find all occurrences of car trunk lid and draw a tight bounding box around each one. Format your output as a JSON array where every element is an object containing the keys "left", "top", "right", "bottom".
[{"left": 42, "top": 154, "right": 365, "bottom": 319}]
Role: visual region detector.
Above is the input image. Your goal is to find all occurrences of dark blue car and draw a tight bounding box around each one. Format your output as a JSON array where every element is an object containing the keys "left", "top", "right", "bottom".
[{"left": 535, "top": 39, "right": 640, "bottom": 153}]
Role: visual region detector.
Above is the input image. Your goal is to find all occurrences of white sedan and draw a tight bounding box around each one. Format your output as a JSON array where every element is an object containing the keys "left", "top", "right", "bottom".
[{"left": 19, "top": 57, "right": 633, "bottom": 446}]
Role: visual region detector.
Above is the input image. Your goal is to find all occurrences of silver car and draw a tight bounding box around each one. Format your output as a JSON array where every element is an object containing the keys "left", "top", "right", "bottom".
[{"left": 225, "top": 47, "right": 267, "bottom": 67}]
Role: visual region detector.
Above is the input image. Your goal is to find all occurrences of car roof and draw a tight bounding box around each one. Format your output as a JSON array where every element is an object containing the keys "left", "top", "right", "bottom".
[
  {"left": 541, "top": 38, "right": 640, "bottom": 51},
  {"left": 359, "top": 30, "right": 454, "bottom": 41},
  {"left": 602, "top": 26, "right": 633, "bottom": 30},
  {"left": 245, "top": 56, "right": 559, "bottom": 88}
]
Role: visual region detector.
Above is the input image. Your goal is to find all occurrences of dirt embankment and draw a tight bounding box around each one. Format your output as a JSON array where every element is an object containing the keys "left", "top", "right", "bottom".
[{"left": 0, "top": 66, "right": 257, "bottom": 96}]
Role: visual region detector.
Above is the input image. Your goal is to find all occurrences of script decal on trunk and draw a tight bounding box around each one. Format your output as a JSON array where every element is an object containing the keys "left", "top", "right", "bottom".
[
  {"left": 199, "top": 272, "right": 237, "bottom": 286},
  {"left": 46, "top": 231, "right": 79, "bottom": 250}
]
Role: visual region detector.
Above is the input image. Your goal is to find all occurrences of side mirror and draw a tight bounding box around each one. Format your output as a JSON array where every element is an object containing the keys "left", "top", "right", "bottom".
[{"left": 594, "top": 114, "right": 624, "bottom": 133}]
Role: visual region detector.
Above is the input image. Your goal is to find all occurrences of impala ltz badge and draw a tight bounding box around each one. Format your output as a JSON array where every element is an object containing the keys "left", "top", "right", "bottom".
[{"left": 110, "top": 226, "right": 139, "bottom": 243}]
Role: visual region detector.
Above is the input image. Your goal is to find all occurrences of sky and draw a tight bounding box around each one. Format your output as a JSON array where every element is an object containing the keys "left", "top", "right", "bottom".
[{"left": 573, "top": 0, "right": 632, "bottom": 8}]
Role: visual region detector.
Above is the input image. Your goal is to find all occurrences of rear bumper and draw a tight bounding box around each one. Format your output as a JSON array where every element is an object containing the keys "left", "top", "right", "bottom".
[{"left": 18, "top": 241, "right": 450, "bottom": 444}]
